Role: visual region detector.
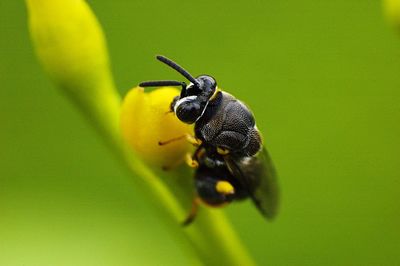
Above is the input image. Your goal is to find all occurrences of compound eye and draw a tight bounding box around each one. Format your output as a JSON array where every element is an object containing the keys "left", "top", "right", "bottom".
[
  {"left": 186, "top": 84, "right": 202, "bottom": 96},
  {"left": 169, "top": 96, "right": 180, "bottom": 112},
  {"left": 176, "top": 100, "right": 202, "bottom": 124}
]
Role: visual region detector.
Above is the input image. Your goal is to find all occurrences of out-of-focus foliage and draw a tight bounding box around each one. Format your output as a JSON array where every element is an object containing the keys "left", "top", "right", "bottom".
[{"left": 384, "top": 0, "right": 400, "bottom": 31}]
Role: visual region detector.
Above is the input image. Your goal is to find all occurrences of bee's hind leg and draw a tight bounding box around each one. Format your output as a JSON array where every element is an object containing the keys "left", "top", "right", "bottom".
[{"left": 182, "top": 197, "right": 201, "bottom": 226}]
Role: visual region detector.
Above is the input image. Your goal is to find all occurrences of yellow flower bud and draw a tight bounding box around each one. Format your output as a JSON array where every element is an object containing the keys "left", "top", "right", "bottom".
[
  {"left": 26, "top": 0, "right": 120, "bottom": 139},
  {"left": 120, "top": 87, "right": 193, "bottom": 167}
]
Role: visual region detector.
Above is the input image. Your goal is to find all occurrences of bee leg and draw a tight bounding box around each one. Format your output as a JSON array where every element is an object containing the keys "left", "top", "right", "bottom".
[
  {"left": 182, "top": 197, "right": 201, "bottom": 226},
  {"left": 185, "top": 153, "right": 199, "bottom": 168},
  {"left": 163, "top": 146, "right": 206, "bottom": 170},
  {"left": 158, "top": 135, "right": 186, "bottom": 145},
  {"left": 216, "top": 146, "right": 230, "bottom": 155},
  {"left": 185, "top": 135, "right": 202, "bottom": 146},
  {"left": 158, "top": 134, "right": 202, "bottom": 147},
  {"left": 193, "top": 146, "right": 206, "bottom": 161}
]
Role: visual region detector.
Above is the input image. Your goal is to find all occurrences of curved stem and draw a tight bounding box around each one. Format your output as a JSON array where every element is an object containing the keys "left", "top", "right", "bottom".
[{"left": 25, "top": 0, "right": 257, "bottom": 265}]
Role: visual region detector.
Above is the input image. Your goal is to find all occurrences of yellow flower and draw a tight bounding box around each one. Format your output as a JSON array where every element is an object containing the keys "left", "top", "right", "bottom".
[{"left": 121, "top": 87, "right": 193, "bottom": 167}]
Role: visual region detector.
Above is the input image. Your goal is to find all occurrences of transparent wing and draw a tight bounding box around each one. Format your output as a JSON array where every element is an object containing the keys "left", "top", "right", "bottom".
[{"left": 224, "top": 148, "right": 279, "bottom": 219}]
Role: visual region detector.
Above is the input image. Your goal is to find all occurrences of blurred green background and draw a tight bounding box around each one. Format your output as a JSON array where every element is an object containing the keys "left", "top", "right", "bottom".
[{"left": 1, "top": 1, "right": 400, "bottom": 265}]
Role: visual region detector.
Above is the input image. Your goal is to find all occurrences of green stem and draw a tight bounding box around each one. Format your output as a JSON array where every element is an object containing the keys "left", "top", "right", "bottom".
[
  {"left": 100, "top": 106, "right": 255, "bottom": 265},
  {"left": 25, "top": 0, "right": 257, "bottom": 265}
]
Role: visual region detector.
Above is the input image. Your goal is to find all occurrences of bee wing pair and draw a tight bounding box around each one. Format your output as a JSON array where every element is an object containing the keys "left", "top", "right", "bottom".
[{"left": 224, "top": 148, "right": 279, "bottom": 219}]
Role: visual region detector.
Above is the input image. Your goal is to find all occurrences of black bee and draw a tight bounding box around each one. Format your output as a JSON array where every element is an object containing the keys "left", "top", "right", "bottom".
[{"left": 140, "top": 55, "right": 278, "bottom": 224}]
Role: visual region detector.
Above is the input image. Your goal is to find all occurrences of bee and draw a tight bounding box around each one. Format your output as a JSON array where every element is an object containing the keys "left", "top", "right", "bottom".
[{"left": 140, "top": 55, "right": 278, "bottom": 225}]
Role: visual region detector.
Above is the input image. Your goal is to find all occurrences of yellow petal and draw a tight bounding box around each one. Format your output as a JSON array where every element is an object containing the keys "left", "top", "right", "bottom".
[{"left": 121, "top": 87, "right": 193, "bottom": 167}]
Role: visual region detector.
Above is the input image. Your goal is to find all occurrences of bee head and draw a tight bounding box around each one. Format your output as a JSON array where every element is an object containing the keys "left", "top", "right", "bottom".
[
  {"left": 173, "top": 96, "right": 203, "bottom": 124},
  {"left": 139, "top": 55, "right": 217, "bottom": 124},
  {"left": 189, "top": 75, "right": 217, "bottom": 98},
  {"left": 170, "top": 74, "right": 216, "bottom": 123}
]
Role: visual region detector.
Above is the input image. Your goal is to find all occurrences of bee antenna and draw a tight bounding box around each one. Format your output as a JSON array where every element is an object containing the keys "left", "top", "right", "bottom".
[
  {"left": 156, "top": 55, "right": 200, "bottom": 87},
  {"left": 139, "top": 80, "right": 185, "bottom": 88}
]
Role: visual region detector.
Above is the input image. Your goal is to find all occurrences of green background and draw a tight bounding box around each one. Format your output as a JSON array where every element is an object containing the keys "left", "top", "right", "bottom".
[{"left": 1, "top": 1, "right": 400, "bottom": 265}]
